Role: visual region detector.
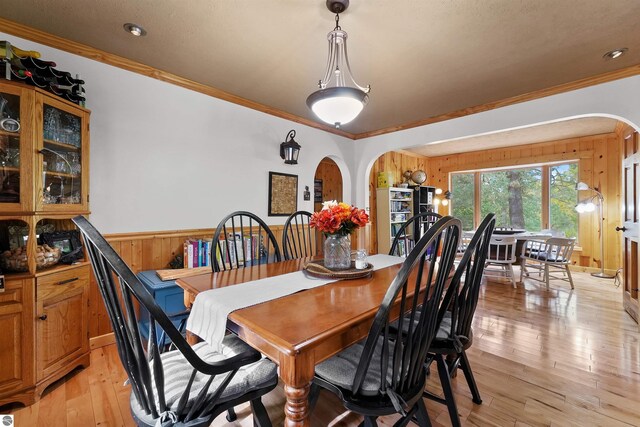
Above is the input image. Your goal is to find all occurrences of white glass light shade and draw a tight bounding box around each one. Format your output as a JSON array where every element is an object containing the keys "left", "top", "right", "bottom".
[
  {"left": 575, "top": 204, "right": 586, "bottom": 213},
  {"left": 576, "top": 182, "right": 589, "bottom": 191},
  {"left": 435, "top": 188, "right": 443, "bottom": 195},
  {"left": 433, "top": 198, "right": 441, "bottom": 206},
  {"left": 306, "top": 87, "right": 369, "bottom": 127},
  {"left": 584, "top": 202, "right": 596, "bottom": 212},
  {"left": 441, "top": 199, "right": 449, "bottom": 206}
]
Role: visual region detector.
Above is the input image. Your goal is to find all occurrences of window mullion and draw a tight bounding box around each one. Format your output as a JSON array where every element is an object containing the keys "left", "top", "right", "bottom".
[
  {"left": 474, "top": 172, "right": 481, "bottom": 229},
  {"left": 542, "top": 165, "right": 550, "bottom": 229}
]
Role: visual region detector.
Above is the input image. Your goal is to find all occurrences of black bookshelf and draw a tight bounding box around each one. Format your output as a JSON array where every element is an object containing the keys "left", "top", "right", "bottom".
[{"left": 410, "top": 185, "right": 437, "bottom": 238}]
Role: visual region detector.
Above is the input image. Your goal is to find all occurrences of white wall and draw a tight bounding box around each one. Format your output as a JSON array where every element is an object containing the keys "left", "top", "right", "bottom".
[
  {"left": 353, "top": 77, "right": 640, "bottom": 209},
  {"left": 1, "top": 32, "right": 354, "bottom": 233}
]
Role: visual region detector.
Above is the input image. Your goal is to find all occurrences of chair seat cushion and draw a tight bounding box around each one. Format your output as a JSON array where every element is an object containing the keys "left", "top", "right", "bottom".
[
  {"left": 130, "top": 334, "right": 277, "bottom": 423},
  {"left": 431, "top": 319, "right": 473, "bottom": 354},
  {"left": 390, "top": 309, "right": 452, "bottom": 340},
  {"left": 435, "top": 312, "right": 453, "bottom": 340},
  {"left": 314, "top": 336, "right": 395, "bottom": 396},
  {"left": 523, "top": 251, "right": 568, "bottom": 263}
]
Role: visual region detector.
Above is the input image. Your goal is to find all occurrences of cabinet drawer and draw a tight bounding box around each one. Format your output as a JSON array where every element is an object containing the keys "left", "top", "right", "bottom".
[
  {"left": 0, "top": 278, "right": 26, "bottom": 307},
  {"left": 37, "top": 265, "right": 90, "bottom": 302}
]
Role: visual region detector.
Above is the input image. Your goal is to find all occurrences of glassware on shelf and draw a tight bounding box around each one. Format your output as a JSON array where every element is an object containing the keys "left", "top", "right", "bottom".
[
  {"left": 67, "top": 114, "right": 81, "bottom": 147},
  {"left": 43, "top": 106, "right": 61, "bottom": 141},
  {"left": 70, "top": 191, "right": 81, "bottom": 204},
  {"left": 54, "top": 154, "right": 69, "bottom": 173},
  {"left": 68, "top": 152, "right": 81, "bottom": 175}
]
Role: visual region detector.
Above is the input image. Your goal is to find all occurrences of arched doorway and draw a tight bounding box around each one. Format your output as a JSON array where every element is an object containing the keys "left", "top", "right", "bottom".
[
  {"left": 313, "top": 158, "right": 344, "bottom": 254},
  {"left": 313, "top": 157, "right": 343, "bottom": 211}
]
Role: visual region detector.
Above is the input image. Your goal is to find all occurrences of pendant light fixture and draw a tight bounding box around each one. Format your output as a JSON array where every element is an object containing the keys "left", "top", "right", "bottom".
[{"left": 306, "top": 0, "right": 370, "bottom": 128}]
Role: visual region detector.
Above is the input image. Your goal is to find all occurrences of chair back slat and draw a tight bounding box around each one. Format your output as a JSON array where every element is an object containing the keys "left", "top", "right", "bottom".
[
  {"left": 211, "top": 211, "right": 282, "bottom": 271},
  {"left": 488, "top": 236, "right": 516, "bottom": 263},
  {"left": 352, "top": 216, "right": 461, "bottom": 404},
  {"left": 522, "top": 237, "right": 575, "bottom": 264},
  {"left": 444, "top": 214, "right": 496, "bottom": 341},
  {"left": 148, "top": 317, "right": 167, "bottom": 413},
  {"left": 389, "top": 212, "right": 442, "bottom": 257},
  {"left": 73, "top": 215, "right": 266, "bottom": 425},
  {"left": 175, "top": 369, "right": 198, "bottom": 418},
  {"left": 283, "top": 211, "right": 318, "bottom": 260},
  {"left": 544, "top": 237, "right": 575, "bottom": 263}
]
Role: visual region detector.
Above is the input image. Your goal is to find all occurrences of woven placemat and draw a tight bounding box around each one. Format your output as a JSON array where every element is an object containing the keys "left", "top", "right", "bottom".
[{"left": 303, "top": 259, "right": 373, "bottom": 280}]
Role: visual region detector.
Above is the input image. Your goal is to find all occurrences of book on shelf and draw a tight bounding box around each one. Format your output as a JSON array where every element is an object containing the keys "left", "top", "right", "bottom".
[
  {"left": 212, "top": 233, "right": 266, "bottom": 268},
  {"left": 182, "top": 238, "right": 212, "bottom": 269}
]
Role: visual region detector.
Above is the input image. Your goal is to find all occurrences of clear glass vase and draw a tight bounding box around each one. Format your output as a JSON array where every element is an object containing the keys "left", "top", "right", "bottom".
[{"left": 324, "top": 233, "right": 351, "bottom": 270}]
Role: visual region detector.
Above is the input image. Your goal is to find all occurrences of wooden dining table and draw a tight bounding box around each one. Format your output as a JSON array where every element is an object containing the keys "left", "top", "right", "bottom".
[{"left": 176, "top": 257, "right": 408, "bottom": 427}]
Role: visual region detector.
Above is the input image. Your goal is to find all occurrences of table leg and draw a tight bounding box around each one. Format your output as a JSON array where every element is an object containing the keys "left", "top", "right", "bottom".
[
  {"left": 284, "top": 384, "right": 311, "bottom": 426},
  {"left": 182, "top": 290, "right": 200, "bottom": 345},
  {"left": 280, "top": 352, "right": 315, "bottom": 426}
]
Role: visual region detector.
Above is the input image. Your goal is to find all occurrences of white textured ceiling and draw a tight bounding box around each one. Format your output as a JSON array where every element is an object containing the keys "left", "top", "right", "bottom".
[
  {"left": 1, "top": 1, "right": 639, "bottom": 136},
  {"left": 404, "top": 117, "right": 619, "bottom": 157}
]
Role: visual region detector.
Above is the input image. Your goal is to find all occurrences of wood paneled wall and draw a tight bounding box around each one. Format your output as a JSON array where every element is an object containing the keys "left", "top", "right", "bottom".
[
  {"left": 313, "top": 158, "right": 343, "bottom": 211},
  {"left": 368, "top": 151, "right": 427, "bottom": 254},
  {"left": 425, "top": 133, "right": 623, "bottom": 271}
]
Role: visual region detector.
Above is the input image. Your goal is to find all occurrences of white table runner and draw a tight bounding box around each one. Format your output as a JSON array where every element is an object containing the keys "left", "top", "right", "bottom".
[{"left": 186, "top": 254, "right": 404, "bottom": 350}]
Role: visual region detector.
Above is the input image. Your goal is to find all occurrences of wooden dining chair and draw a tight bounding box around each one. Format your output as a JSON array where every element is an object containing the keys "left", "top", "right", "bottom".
[
  {"left": 484, "top": 235, "right": 517, "bottom": 287},
  {"left": 424, "top": 213, "right": 495, "bottom": 427},
  {"left": 309, "top": 216, "right": 462, "bottom": 426},
  {"left": 282, "top": 210, "right": 319, "bottom": 260},
  {"left": 72, "top": 215, "right": 278, "bottom": 427},
  {"left": 211, "top": 211, "right": 282, "bottom": 272},
  {"left": 388, "top": 211, "right": 442, "bottom": 257},
  {"left": 520, "top": 237, "right": 576, "bottom": 289}
]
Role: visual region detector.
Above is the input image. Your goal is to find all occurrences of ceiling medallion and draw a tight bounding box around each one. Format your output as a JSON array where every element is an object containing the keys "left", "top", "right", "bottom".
[{"left": 306, "top": 0, "right": 371, "bottom": 129}]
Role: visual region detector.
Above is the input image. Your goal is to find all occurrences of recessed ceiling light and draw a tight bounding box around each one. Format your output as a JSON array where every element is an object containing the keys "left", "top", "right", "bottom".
[
  {"left": 603, "top": 48, "right": 628, "bottom": 60},
  {"left": 123, "top": 23, "right": 147, "bottom": 37}
]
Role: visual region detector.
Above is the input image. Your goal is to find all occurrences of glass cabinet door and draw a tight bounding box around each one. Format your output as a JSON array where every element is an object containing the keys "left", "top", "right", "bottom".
[
  {"left": 40, "top": 99, "right": 85, "bottom": 209},
  {"left": 0, "top": 90, "right": 22, "bottom": 206}
]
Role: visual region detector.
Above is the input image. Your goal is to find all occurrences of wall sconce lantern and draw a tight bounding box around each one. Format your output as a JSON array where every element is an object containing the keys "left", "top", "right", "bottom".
[{"left": 280, "top": 130, "right": 301, "bottom": 165}]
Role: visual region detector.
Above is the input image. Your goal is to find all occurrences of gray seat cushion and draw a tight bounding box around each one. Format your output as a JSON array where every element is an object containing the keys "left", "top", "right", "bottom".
[
  {"left": 436, "top": 312, "right": 453, "bottom": 340},
  {"left": 391, "top": 309, "right": 452, "bottom": 339},
  {"left": 315, "top": 336, "right": 395, "bottom": 396},
  {"left": 130, "top": 334, "right": 277, "bottom": 424}
]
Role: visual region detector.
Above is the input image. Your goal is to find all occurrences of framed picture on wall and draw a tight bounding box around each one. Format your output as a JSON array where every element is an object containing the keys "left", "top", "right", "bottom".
[
  {"left": 268, "top": 172, "right": 298, "bottom": 216},
  {"left": 314, "top": 179, "right": 323, "bottom": 202}
]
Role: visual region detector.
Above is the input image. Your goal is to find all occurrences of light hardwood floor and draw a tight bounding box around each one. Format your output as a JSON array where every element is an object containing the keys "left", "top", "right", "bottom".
[{"left": 3, "top": 268, "right": 639, "bottom": 426}]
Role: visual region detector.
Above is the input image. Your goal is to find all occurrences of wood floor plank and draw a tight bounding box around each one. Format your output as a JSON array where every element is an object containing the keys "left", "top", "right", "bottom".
[
  {"left": 3, "top": 268, "right": 639, "bottom": 426},
  {"left": 37, "top": 380, "right": 67, "bottom": 427},
  {"left": 87, "top": 347, "right": 127, "bottom": 427}
]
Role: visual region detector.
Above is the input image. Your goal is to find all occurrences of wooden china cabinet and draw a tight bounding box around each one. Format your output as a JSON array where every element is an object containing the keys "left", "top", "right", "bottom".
[{"left": 0, "top": 80, "right": 90, "bottom": 406}]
